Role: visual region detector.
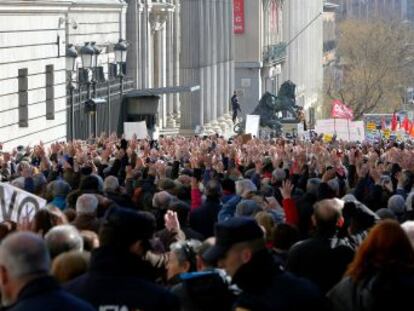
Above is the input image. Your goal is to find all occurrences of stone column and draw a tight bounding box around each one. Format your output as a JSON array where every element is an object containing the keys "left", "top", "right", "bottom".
[
  {"left": 126, "top": 0, "right": 139, "bottom": 89},
  {"left": 179, "top": 0, "right": 203, "bottom": 134},
  {"left": 173, "top": 0, "right": 181, "bottom": 125},
  {"left": 166, "top": 10, "right": 176, "bottom": 128},
  {"left": 143, "top": 3, "right": 152, "bottom": 88},
  {"left": 210, "top": 0, "right": 221, "bottom": 134},
  {"left": 217, "top": 0, "right": 228, "bottom": 132},
  {"left": 202, "top": 0, "right": 212, "bottom": 133},
  {"left": 223, "top": 0, "right": 234, "bottom": 126}
]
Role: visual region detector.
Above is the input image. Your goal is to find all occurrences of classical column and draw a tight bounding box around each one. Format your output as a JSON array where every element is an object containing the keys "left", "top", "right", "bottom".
[
  {"left": 166, "top": 10, "right": 176, "bottom": 128},
  {"left": 142, "top": 3, "right": 152, "bottom": 88},
  {"left": 173, "top": 0, "right": 181, "bottom": 125},
  {"left": 223, "top": 0, "right": 234, "bottom": 126},
  {"left": 126, "top": 0, "right": 139, "bottom": 89},
  {"left": 217, "top": 0, "right": 228, "bottom": 132},
  {"left": 179, "top": 0, "right": 203, "bottom": 134},
  {"left": 210, "top": 0, "right": 221, "bottom": 134},
  {"left": 202, "top": 0, "right": 212, "bottom": 133}
]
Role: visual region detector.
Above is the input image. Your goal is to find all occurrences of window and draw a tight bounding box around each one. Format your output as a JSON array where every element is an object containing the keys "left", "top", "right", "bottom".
[
  {"left": 18, "top": 68, "right": 28, "bottom": 127},
  {"left": 45, "top": 65, "right": 54, "bottom": 120}
]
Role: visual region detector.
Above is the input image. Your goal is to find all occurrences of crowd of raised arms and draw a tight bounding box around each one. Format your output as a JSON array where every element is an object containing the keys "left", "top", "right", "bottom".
[{"left": 0, "top": 133, "right": 414, "bottom": 311}]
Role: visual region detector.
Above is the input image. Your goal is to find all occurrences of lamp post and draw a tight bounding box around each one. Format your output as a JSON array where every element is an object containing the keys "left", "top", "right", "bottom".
[
  {"left": 66, "top": 44, "right": 78, "bottom": 141},
  {"left": 114, "top": 39, "right": 128, "bottom": 98},
  {"left": 90, "top": 42, "right": 101, "bottom": 138},
  {"left": 79, "top": 42, "right": 94, "bottom": 100},
  {"left": 113, "top": 39, "right": 128, "bottom": 133}
]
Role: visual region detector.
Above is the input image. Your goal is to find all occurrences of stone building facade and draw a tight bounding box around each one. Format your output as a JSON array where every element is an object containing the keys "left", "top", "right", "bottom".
[{"left": 0, "top": 0, "right": 126, "bottom": 149}]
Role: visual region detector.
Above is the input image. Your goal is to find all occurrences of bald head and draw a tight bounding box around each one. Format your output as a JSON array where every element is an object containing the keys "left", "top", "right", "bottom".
[
  {"left": 0, "top": 232, "right": 50, "bottom": 279},
  {"left": 313, "top": 199, "right": 343, "bottom": 236}
]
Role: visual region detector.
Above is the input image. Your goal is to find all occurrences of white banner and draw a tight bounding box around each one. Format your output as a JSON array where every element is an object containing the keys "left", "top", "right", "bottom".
[
  {"left": 124, "top": 121, "right": 148, "bottom": 140},
  {"left": 0, "top": 183, "right": 46, "bottom": 222},
  {"left": 315, "top": 119, "right": 365, "bottom": 142},
  {"left": 245, "top": 115, "right": 260, "bottom": 137}
]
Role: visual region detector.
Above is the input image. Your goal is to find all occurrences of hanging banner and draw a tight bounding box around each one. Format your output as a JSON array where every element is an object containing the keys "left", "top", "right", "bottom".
[{"left": 233, "top": 0, "right": 245, "bottom": 34}]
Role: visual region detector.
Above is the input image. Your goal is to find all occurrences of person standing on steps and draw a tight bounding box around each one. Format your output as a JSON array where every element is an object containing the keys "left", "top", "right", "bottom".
[{"left": 231, "top": 91, "right": 241, "bottom": 123}]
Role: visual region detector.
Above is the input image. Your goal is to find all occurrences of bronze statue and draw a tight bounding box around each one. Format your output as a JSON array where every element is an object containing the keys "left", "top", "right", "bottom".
[{"left": 234, "top": 80, "right": 303, "bottom": 136}]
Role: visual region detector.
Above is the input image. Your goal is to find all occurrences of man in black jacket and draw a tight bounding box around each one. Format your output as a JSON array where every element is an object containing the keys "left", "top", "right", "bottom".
[
  {"left": 204, "top": 217, "right": 328, "bottom": 311},
  {"left": 190, "top": 180, "right": 222, "bottom": 238},
  {"left": 287, "top": 198, "right": 355, "bottom": 293},
  {"left": 65, "top": 207, "right": 179, "bottom": 310},
  {"left": 0, "top": 232, "right": 94, "bottom": 311}
]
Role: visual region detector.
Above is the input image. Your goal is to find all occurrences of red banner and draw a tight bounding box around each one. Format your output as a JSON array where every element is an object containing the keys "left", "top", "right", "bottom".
[
  {"left": 234, "top": 0, "right": 245, "bottom": 34},
  {"left": 331, "top": 99, "right": 354, "bottom": 120}
]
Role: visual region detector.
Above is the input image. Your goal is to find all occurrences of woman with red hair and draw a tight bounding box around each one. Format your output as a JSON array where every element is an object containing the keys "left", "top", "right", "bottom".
[{"left": 328, "top": 220, "right": 414, "bottom": 311}]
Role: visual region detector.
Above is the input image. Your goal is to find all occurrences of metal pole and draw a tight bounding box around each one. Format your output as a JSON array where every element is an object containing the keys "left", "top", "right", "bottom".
[
  {"left": 70, "top": 85, "right": 75, "bottom": 140},
  {"left": 108, "top": 79, "right": 111, "bottom": 134}
]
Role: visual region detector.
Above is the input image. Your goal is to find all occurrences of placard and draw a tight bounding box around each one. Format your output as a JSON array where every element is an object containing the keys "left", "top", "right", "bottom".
[
  {"left": 124, "top": 121, "right": 148, "bottom": 140},
  {"left": 245, "top": 115, "right": 260, "bottom": 137},
  {"left": 0, "top": 183, "right": 46, "bottom": 222}
]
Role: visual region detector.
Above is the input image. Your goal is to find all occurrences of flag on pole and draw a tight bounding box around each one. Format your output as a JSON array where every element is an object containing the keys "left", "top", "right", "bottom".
[
  {"left": 402, "top": 116, "right": 410, "bottom": 132},
  {"left": 331, "top": 99, "right": 354, "bottom": 120}
]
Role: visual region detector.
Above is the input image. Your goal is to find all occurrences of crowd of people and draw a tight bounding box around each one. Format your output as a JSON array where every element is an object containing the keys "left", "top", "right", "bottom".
[{"left": 0, "top": 133, "right": 414, "bottom": 310}]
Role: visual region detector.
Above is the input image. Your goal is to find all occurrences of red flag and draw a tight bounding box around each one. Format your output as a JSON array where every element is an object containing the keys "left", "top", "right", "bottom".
[
  {"left": 403, "top": 116, "right": 410, "bottom": 132},
  {"left": 331, "top": 99, "right": 354, "bottom": 120},
  {"left": 391, "top": 112, "right": 398, "bottom": 131},
  {"left": 407, "top": 120, "right": 412, "bottom": 134},
  {"left": 410, "top": 123, "right": 414, "bottom": 137}
]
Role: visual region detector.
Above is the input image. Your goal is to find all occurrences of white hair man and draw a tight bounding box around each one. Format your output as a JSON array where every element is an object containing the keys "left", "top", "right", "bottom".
[
  {"left": 0, "top": 232, "right": 94, "bottom": 310},
  {"left": 45, "top": 225, "right": 84, "bottom": 259},
  {"left": 71, "top": 194, "right": 100, "bottom": 233}
]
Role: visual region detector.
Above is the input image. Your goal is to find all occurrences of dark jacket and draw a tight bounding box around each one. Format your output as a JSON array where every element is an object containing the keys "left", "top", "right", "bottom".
[
  {"left": 232, "top": 249, "right": 328, "bottom": 311},
  {"left": 4, "top": 276, "right": 94, "bottom": 311},
  {"left": 104, "top": 191, "right": 134, "bottom": 209},
  {"left": 328, "top": 270, "right": 414, "bottom": 311},
  {"left": 64, "top": 247, "right": 180, "bottom": 311},
  {"left": 287, "top": 233, "right": 355, "bottom": 293},
  {"left": 171, "top": 270, "right": 236, "bottom": 311},
  {"left": 218, "top": 195, "right": 241, "bottom": 222},
  {"left": 190, "top": 198, "right": 222, "bottom": 238}
]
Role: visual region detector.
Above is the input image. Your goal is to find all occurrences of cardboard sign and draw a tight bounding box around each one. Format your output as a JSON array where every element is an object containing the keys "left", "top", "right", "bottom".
[
  {"left": 124, "top": 121, "right": 148, "bottom": 140},
  {"left": 0, "top": 183, "right": 46, "bottom": 222},
  {"left": 245, "top": 115, "right": 260, "bottom": 137}
]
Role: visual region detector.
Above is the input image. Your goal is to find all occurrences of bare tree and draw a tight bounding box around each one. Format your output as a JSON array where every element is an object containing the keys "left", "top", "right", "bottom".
[{"left": 326, "top": 19, "right": 414, "bottom": 120}]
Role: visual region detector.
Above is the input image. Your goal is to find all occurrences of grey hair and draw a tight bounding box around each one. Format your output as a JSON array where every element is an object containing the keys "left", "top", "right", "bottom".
[
  {"left": 44, "top": 225, "right": 83, "bottom": 259},
  {"left": 170, "top": 239, "right": 202, "bottom": 268},
  {"left": 76, "top": 194, "right": 98, "bottom": 215},
  {"left": 235, "top": 179, "right": 257, "bottom": 198},
  {"left": 152, "top": 191, "right": 173, "bottom": 209},
  {"left": 104, "top": 176, "right": 119, "bottom": 192},
  {"left": 272, "top": 168, "right": 286, "bottom": 183},
  {"left": 0, "top": 232, "right": 50, "bottom": 279}
]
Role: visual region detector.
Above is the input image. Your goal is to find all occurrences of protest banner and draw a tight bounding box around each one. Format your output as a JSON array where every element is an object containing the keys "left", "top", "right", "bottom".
[
  {"left": 124, "top": 121, "right": 148, "bottom": 140},
  {"left": 0, "top": 183, "right": 46, "bottom": 223},
  {"left": 315, "top": 119, "right": 365, "bottom": 142},
  {"left": 245, "top": 115, "right": 260, "bottom": 137}
]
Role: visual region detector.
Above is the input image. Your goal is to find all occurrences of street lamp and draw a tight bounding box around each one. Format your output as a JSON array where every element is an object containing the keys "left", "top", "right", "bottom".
[
  {"left": 114, "top": 39, "right": 128, "bottom": 64},
  {"left": 113, "top": 39, "right": 128, "bottom": 96},
  {"left": 111, "top": 39, "right": 128, "bottom": 134},
  {"left": 80, "top": 42, "right": 94, "bottom": 69},
  {"left": 66, "top": 44, "right": 78, "bottom": 141}
]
